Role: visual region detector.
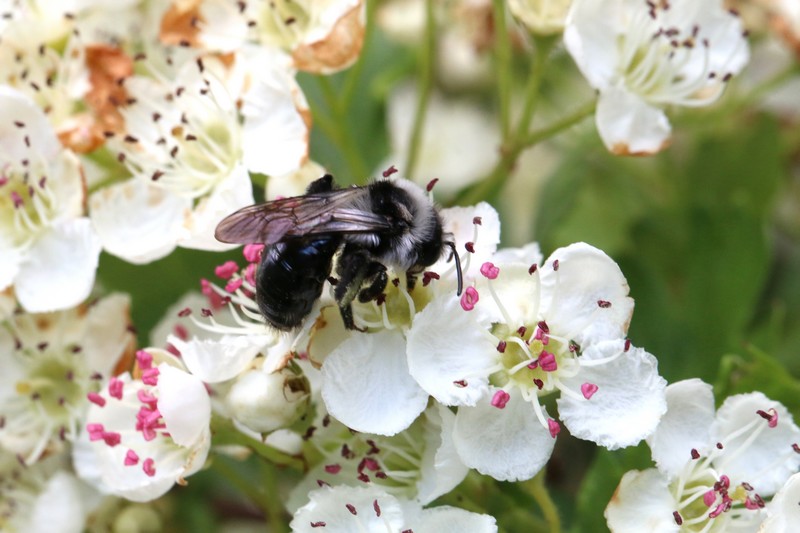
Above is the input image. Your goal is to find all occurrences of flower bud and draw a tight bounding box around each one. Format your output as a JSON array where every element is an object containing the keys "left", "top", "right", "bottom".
[{"left": 226, "top": 367, "right": 310, "bottom": 434}]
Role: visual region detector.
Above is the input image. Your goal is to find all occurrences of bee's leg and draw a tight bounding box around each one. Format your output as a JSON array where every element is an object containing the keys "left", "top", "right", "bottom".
[
  {"left": 334, "top": 245, "right": 373, "bottom": 330},
  {"left": 358, "top": 262, "right": 388, "bottom": 303}
]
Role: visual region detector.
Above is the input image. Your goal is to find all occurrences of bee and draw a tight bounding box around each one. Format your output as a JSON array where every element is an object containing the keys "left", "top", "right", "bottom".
[{"left": 214, "top": 174, "right": 463, "bottom": 331}]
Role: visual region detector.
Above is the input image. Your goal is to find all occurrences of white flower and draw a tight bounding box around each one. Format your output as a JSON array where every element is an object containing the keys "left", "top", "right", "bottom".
[
  {"left": 0, "top": 294, "right": 134, "bottom": 463},
  {"left": 290, "top": 485, "right": 497, "bottom": 533},
  {"left": 0, "top": 452, "right": 96, "bottom": 533},
  {"left": 315, "top": 202, "right": 500, "bottom": 436},
  {"left": 564, "top": 0, "right": 750, "bottom": 154},
  {"left": 407, "top": 242, "right": 667, "bottom": 481},
  {"left": 225, "top": 363, "right": 310, "bottom": 434},
  {"left": 74, "top": 352, "right": 212, "bottom": 502},
  {"left": 383, "top": 84, "right": 500, "bottom": 194},
  {"left": 605, "top": 379, "right": 800, "bottom": 532},
  {"left": 90, "top": 49, "right": 310, "bottom": 261},
  {"left": 760, "top": 472, "right": 800, "bottom": 533},
  {"left": 509, "top": 0, "right": 573, "bottom": 35},
  {"left": 288, "top": 405, "right": 469, "bottom": 512},
  {"left": 0, "top": 86, "right": 101, "bottom": 312}
]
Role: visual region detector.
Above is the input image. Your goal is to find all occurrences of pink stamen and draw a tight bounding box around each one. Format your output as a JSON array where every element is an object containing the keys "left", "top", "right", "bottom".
[
  {"left": 480, "top": 262, "right": 499, "bottom": 279},
  {"left": 703, "top": 490, "right": 716, "bottom": 507},
  {"left": 460, "top": 286, "right": 479, "bottom": 311},
  {"left": 243, "top": 243, "right": 265, "bottom": 263},
  {"left": 87, "top": 392, "right": 106, "bottom": 407},
  {"left": 108, "top": 377, "right": 124, "bottom": 399},
  {"left": 136, "top": 350, "right": 153, "bottom": 370},
  {"left": 324, "top": 464, "right": 341, "bottom": 474},
  {"left": 491, "top": 390, "right": 510, "bottom": 409},
  {"left": 581, "top": 383, "right": 598, "bottom": 400},
  {"left": 141, "top": 367, "right": 160, "bottom": 386},
  {"left": 245, "top": 262, "right": 257, "bottom": 286},
  {"left": 102, "top": 431, "right": 121, "bottom": 447},
  {"left": 124, "top": 449, "right": 139, "bottom": 466},
  {"left": 215, "top": 260, "right": 239, "bottom": 279},
  {"left": 225, "top": 278, "right": 243, "bottom": 293},
  {"left": 425, "top": 177, "right": 438, "bottom": 190},
  {"left": 174, "top": 323, "right": 189, "bottom": 341},
  {"left": 142, "top": 458, "right": 156, "bottom": 477},
  {"left": 757, "top": 408, "right": 778, "bottom": 428},
  {"left": 86, "top": 423, "right": 105, "bottom": 441},
  {"left": 11, "top": 191, "right": 23, "bottom": 208},
  {"left": 547, "top": 418, "right": 560, "bottom": 438},
  {"left": 383, "top": 165, "right": 398, "bottom": 178},
  {"left": 137, "top": 389, "right": 158, "bottom": 409},
  {"left": 539, "top": 351, "right": 557, "bottom": 372},
  {"left": 135, "top": 406, "right": 165, "bottom": 441}
]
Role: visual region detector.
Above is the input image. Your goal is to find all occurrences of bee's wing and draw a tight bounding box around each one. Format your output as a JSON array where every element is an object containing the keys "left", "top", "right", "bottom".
[{"left": 215, "top": 187, "right": 392, "bottom": 245}]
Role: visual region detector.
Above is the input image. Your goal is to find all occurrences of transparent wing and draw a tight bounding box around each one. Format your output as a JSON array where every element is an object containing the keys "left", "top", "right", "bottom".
[{"left": 215, "top": 187, "right": 392, "bottom": 245}]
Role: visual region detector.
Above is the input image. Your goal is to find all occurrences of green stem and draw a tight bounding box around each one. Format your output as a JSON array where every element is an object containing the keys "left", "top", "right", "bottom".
[
  {"left": 258, "top": 460, "right": 291, "bottom": 533},
  {"left": 492, "top": 0, "right": 512, "bottom": 140},
  {"left": 454, "top": 99, "right": 596, "bottom": 205},
  {"left": 315, "top": 76, "right": 370, "bottom": 180},
  {"left": 527, "top": 470, "right": 561, "bottom": 533},
  {"left": 210, "top": 415, "right": 306, "bottom": 471},
  {"left": 513, "top": 35, "right": 559, "bottom": 141},
  {"left": 404, "top": 0, "right": 436, "bottom": 179}
]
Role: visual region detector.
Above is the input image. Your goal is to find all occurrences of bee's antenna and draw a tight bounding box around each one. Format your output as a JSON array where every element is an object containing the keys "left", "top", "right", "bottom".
[{"left": 446, "top": 241, "right": 463, "bottom": 296}]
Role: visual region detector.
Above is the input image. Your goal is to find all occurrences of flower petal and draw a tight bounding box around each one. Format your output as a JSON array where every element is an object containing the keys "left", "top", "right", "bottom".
[
  {"left": 453, "top": 389, "right": 555, "bottom": 482},
  {"left": 558, "top": 340, "right": 667, "bottom": 449},
  {"left": 321, "top": 330, "right": 428, "bottom": 435},
  {"left": 407, "top": 294, "right": 495, "bottom": 406},
  {"left": 15, "top": 218, "right": 101, "bottom": 312},
  {"left": 595, "top": 86, "right": 671, "bottom": 156},
  {"left": 157, "top": 364, "right": 212, "bottom": 447},
  {"left": 646, "top": 378, "right": 715, "bottom": 477},
  {"left": 168, "top": 334, "right": 270, "bottom": 384},
  {"left": 761, "top": 472, "right": 800, "bottom": 532},
  {"left": 417, "top": 405, "right": 469, "bottom": 505},
  {"left": 604, "top": 469, "right": 678, "bottom": 533},
  {"left": 711, "top": 392, "right": 800, "bottom": 495},
  {"left": 539, "top": 242, "right": 633, "bottom": 344},
  {"left": 415, "top": 506, "right": 498, "bottom": 533},
  {"left": 291, "top": 485, "right": 405, "bottom": 533},
  {"left": 89, "top": 178, "right": 188, "bottom": 264}
]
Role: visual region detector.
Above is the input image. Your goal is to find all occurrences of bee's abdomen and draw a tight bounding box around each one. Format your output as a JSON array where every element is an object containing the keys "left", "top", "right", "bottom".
[{"left": 256, "top": 237, "right": 340, "bottom": 330}]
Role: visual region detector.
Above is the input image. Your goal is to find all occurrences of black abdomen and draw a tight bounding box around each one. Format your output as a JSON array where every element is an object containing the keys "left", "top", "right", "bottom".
[{"left": 256, "top": 237, "right": 340, "bottom": 330}]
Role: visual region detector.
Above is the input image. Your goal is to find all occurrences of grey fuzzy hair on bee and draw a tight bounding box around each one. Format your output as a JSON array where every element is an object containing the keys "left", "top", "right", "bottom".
[{"left": 214, "top": 174, "right": 463, "bottom": 331}]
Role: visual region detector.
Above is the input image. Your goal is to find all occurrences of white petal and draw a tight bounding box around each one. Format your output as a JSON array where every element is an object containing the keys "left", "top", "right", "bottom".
[
  {"left": 0, "top": 85, "right": 60, "bottom": 161},
  {"left": 15, "top": 218, "right": 101, "bottom": 312},
  {"left": 415, "top": 506, "right": 498, "bottom": 533},
  {"left": 493, "top": 243, "right": 543, "bottom": 267},
  {"left": 437, "top": 202, "right": 501, "bottom": 275},
  {"left": 321, "top": 330, "right": 428, "bottom": 435},
  {"left": 604, "top": 469, "right": 679, "bottom": 533},
  {"left": 0, "top": 243, "right": 23, "bottom": 292},
  {"left": 595, "top": 87, "right": 671, "bottom": 155},
  {"left": 563, "top": 0, "right": 623, "bottom": 90},
  {"left": 711, "top": 392, "right": 800, "bottom": 496},
  {"left": 157, "top": 364, "right": 212, "bottom": 447},
  {"left": 81, "top": 293, "right": 134, "bottom": 376},
  {"left": 89, "top": 178, "right": 188, "bottom": 264},
  {"left": 761, "top": 472, "right": 800, "bottom": 533},
  {"left": 417, "top": 405, "right": 469, "bottom": 505},
  {"left": 557, "top": 340, "right": 667, "bottom": 449},
  {"left": 453, "top": 389, "right": 555, "bottom": 482},
  {"left": 179, "top": 164, "right": 254, "bottom": 251},
  {"left": 241, "top": 49, "right": 309, "bottom": 176},
  {"left": 29, "top": 471, "right": 87, "bottom": 533},
  {"left": 647, "top": 379, "right": 715, "bottom": 477},
  {"left": 407, "top": 295, "right": 495, "bottom": 406},
  {"left": 539, "top": 242, "right": 634, "bottom": 344},
  {"left": 291, "top": 486, "right": 405, "bottom": 533},
  {"left": 169, "top": 334, "right": 269, "bottom": 384}
]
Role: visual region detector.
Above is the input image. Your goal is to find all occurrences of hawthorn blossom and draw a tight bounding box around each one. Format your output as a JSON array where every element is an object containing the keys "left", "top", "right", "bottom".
[
  {"left": 605, "top": 379, "right": 800, "bottom": 532},
  {"left": 89, "top": 48, "right": 309, "bottom": 261},
  {"left": 509, "top": 0, "right": 573, "bottom": 35},
  {"left": 315, "top": 201, "right": 501, "bottom": 436},
  {"left": 74, "top": 350, "right": 212, "bottom": 502},
  {"left": 407, "top": 242, "right": 667, "bottom": 481},
  {"left": 0, "top": 294, "right": 134, "bottom": 463},
  {"left": 564, "top": 0, "right": 750, "bottom": 154},
  {"left": 0, "top": 452, "right": 96, "bottom": 533},
  {"left": 290, "top": 485, "right": 497, "bottom": 533},
  {"left": 383, "top": 84, "right": 500, "bottom": 193},
  {"left": 760, "top": 472, "right": 800, "bottom": 533},
  {"left": 162, "top": 0, "right": 365, "bottom": 74},
  {"left": 0, "top": 86, "right": 102, "bottom": 312},
  {"left": 288, "top": 405, "right": 469, "bottom": 512}
]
